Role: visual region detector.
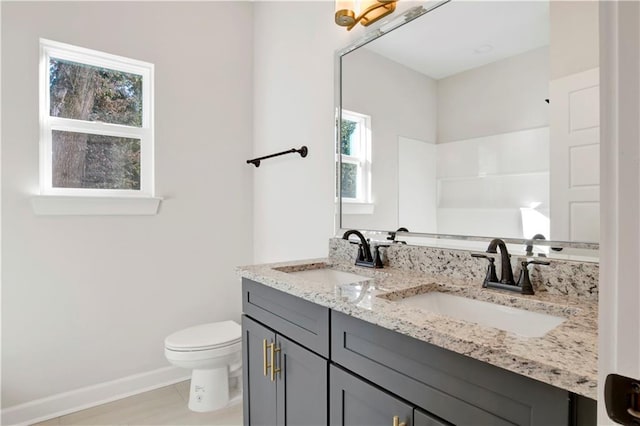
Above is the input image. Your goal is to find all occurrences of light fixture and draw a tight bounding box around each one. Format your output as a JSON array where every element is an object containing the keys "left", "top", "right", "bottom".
[{"left": 335, "top": 0, "right": 398, "bottom": 31}]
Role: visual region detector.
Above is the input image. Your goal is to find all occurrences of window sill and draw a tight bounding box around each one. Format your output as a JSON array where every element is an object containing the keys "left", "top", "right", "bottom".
[
  {"left": 31, "top": 195, "right": 162, "bottom": 216},
  {"left": 341, "top": 202, "right": 375, "bottom": 215}
]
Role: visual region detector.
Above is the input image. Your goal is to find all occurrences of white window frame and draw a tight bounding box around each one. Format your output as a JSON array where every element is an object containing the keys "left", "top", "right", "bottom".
[
  {"left": 39, "top": 38, "right": 154, "bottom": 197},
  {"left": 339, "top": 109, "right": 372, "bottom": 205}
]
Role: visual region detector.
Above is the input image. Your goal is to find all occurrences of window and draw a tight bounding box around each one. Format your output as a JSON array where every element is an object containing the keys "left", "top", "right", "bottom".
[
  {"left": 339, "top": 110, "right": 371, "bottom": 204},
  {"left": 39, "top": 39, "right": 154, "bottom": 197}
]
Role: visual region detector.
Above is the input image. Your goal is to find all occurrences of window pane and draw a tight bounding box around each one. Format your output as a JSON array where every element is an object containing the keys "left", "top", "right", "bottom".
[
  {"left": 49, "top": 58, "right": 143, "bottom": 127},
  {"left": 341, "top": 162, "right": 358, "bottom": 198},
  {"left": 52, "top": 130, "right": 140, "bottom": 190},
  {"left": 341, "top": 119, "right": 358, "bottom": 155}
]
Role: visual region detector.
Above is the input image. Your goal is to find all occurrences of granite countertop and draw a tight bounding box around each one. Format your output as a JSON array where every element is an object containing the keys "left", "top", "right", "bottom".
[{"left": 237, "top": 258, "right": 598, "bottom": 399}]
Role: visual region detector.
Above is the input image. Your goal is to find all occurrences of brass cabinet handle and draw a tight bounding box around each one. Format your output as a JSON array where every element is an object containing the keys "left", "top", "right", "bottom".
[
  {"left": 270, "top": 342, "right": 282, "bottom": 381},
  {"left": 392, "top": 415, "right": 406, "bottom": 426},
  {"left": 262, "top": 339, "right": 271, "bottom": 377}
]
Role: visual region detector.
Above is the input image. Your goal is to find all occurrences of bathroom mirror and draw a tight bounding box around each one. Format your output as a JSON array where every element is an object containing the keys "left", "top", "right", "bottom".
[{"left": 337, "top": 0, "right": 600, "bottom": 250}]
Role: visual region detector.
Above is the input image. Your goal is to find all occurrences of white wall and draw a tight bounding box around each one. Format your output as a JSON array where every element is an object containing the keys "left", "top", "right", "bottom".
[
  {"left": 437, "top": 46, "right": 549, "bottom": 144},
  {"left": 599, "top": 2, "right": 640, "bottom": 423},
  {"left": 436, "top": 128, "right": 550, "bottom": 239},
  {"left": 341, "top": 47, "right": 436, "bottom": 231},
  {"left": 398, "top": 137, "right": 437, "bottom": 233},
  {"left": 252, "top": 2, "right": 354, "bottom": 263},
  {"left": 432, "top": 48, "right": 549, "bottom": 239},
  {"left": 1, "top": 1, "right": 253, "bottom": 410},
  {"left": 550, "top": 1, "right": 599, "bottom": 80}
]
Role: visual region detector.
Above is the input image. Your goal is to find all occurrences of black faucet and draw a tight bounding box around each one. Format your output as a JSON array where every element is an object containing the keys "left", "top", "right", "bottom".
[
  {"left": 525, "top": 234, "right": 547, "bottom": 257},
  {"left": 471, "top": 238, "right": 550, "bottom": 295},
  {"left": 342, "top": 230, "right": 385, "bottom": 268},
  {"left": 486, "top": 238, "right": 515, "bottom": 285},
  {"left": 386, "top": 227, "right": 408, "bottom": 245}
]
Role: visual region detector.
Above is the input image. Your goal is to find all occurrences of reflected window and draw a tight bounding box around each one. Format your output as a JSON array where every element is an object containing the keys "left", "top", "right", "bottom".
[{"left": 339, "top": 110, "right": 371, "bottom": 203}]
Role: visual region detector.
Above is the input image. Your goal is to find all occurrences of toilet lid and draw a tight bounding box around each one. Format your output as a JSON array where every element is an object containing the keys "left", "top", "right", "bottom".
[{"left": 165, "top": 321, "right": 241, "bottom": 351}]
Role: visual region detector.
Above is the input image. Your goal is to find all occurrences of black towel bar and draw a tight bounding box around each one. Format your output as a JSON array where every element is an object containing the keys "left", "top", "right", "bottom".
[{"left": 246, "top": 146, "right": 308, "bottom": 167}]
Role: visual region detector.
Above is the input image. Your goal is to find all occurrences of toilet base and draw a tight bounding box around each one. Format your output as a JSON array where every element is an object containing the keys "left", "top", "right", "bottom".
[
  {"left": 186, "top": 366, "right": 242, "bottom": 413},
  {"left": 188, "top": 367, "right": 229, "bottom": 412}
]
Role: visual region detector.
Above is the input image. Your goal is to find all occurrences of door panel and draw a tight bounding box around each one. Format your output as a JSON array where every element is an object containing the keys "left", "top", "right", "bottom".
[
  {"left": 549, "top": 67, "right": 600, "bottom": 242},
  {"left": 242, "top": 316, "right": 277, "bottom": 426},
  {"left": 414, "top": 408, "right": 452, "bottom": 426},
  {"left": 276, "top": 334, "right": 328, "bottom": 426},
  {"left": 330, "top": 364, "right": 413, "bottom": 426}
]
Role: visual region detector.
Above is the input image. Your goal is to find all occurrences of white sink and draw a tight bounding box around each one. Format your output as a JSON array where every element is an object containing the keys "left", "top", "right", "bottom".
[
  {"left": 286, "top": 268, "right": 372, "bottom": 285},
  {"left": 396, "top": 292, "right": 566, "bottom": 338}
]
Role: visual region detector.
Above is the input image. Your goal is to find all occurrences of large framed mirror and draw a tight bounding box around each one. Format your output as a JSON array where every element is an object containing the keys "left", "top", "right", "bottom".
[{"left": 337, "top": 0, "right": 600, "bottom": 253}]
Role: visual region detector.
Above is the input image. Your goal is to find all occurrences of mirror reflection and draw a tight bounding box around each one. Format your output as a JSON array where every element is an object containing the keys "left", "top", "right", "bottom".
[{"left": 339, "top": 1, "right": 600, "bottom": 244}]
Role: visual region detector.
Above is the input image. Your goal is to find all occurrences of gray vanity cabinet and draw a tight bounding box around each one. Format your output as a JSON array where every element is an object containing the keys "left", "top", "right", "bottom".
[
  {"left": 242, "top": 316, "right": 328, "bottom": 426},
  {"left": 414, "top": 409, "right": 452, "bottom": 426},
  {"left": 331, "top": 311, "right": 569, "bottom": 426},
  {"left": 242, "top": 278, "right": 595, "bottom": 426},
  {"left": 242, "top": 278, "right": 330, "bottom": 426},
  {"left": 330, "top": 364, "right": 414, "bottom": 426}
]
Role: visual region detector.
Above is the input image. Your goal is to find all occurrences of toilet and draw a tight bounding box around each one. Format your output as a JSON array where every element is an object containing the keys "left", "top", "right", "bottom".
[{"left": 164, "top": 320, "right": 242, "bottom": 412}]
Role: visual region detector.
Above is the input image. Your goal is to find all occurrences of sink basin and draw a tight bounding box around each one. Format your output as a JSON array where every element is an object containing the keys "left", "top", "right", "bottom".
[
  {"left": 396, "top": 292, "right": 566, "bottom": 338},
  {"left": 286, "top": 268, "right": 372, "bottom": 285}
]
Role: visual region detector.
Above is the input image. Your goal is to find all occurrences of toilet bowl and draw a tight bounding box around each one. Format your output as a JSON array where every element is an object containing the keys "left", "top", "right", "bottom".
[{"left": 165, "top": 320, "right": 242, "bottom": 412}]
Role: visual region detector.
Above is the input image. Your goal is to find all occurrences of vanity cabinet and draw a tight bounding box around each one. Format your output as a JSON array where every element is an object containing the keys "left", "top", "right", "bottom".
[
  {"left": 331, "top": 311, "right": 569, "bottom": 426},
  {"left": 242, "top": 278, "right": 595, "bottom": 426},
  {"left": 242, "top": 316, "right": 328, "bottom": 426},
  {"left": 242, "top": 279, "right": 329, "bottom": 426}
]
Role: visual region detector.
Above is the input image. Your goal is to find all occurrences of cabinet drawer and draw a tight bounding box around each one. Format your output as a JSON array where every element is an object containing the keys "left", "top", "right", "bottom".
[
  {"left": 242, "top": 278, "right": 330, "bottom": 358},
  {"left": 331, "top": 311, "right": 569, "bottom": 426}
]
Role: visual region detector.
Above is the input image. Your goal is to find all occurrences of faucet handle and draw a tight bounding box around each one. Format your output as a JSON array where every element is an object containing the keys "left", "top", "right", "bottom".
[
  {"left": 517, "top": 259, "right": 550, "bottom": 295},
  {"left": 471, "top": 253, "right": 499, "bottom": 287},
  {"left": 372, "top": 244, "right": 389, "bottom": 268},
  {"left": 348, "top": 241, "right": 365, "bottom": 261}
]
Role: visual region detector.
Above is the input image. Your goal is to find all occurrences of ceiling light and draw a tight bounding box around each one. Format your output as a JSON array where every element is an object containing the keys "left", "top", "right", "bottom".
[{"left": 335, "top": 0, "right": 398, "bottom": 31}]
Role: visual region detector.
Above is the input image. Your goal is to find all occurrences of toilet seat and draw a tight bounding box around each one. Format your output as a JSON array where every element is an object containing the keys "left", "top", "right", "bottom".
[{"left": 165, "top": 321, "right": 241, "bottom": 352}]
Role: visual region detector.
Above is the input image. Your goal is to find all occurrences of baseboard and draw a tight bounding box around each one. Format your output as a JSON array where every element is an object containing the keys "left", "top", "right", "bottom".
[{"left": 1, "top": 366, "right": 190, "bottom": 426}]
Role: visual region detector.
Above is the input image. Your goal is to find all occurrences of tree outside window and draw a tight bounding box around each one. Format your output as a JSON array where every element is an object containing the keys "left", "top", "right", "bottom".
[
  {"left": 338, "top": 110, "right": 371, "bottom": 203},
  {"left": 40, "top": 39, "right": 154, "bottom": 196}
]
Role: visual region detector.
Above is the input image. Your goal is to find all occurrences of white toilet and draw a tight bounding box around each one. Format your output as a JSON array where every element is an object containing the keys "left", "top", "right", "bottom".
[{"left": 164, "top": 320, "right": 242, "bottom": 412}]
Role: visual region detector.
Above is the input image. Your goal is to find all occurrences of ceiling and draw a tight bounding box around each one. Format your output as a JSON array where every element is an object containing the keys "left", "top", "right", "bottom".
[{"left": 364, "top": 1, "right": 549, "bottom": 80}]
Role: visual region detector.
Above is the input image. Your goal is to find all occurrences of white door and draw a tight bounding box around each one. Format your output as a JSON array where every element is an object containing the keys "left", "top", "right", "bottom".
[{"left": 549, "top": 68, "right": 600, "bottom": 243}]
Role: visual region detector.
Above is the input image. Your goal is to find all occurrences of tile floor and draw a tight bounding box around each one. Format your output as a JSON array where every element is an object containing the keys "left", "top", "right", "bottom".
[{"left": 32, "top": 381, "right": 243, "bottom": 426}]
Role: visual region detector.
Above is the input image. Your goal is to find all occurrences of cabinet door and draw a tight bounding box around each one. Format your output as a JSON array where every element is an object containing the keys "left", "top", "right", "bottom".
[
  {"left": 330, "top": 365, "right": 413, "bottom": 426},
  {"left": 414, "top": 409, "right": 452, "bottom": 426},
  {"left": 242, "top": 316, "right": 277, "bottom": 426},
  {"left": 275, "top": 334, "right": 328, "bottom": 426}
]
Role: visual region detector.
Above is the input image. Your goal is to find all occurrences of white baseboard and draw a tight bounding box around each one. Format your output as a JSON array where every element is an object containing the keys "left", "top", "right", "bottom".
[{"left": 1, "top": 366, "right": 190, "bottom": 426}]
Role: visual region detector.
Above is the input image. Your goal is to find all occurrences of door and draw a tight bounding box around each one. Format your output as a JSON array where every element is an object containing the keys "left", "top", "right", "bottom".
[
  {"left": 242, "top": 316, "right": 277, "bottom": 426},
  {"left": 330, "top": 364, "right": 413, "bottom": 426},
  {"left": 275, "top": 334, "right": 328, "bottom": 425},
  {"left": 549, "top": 68, "right": 600, "bottom": 242}
]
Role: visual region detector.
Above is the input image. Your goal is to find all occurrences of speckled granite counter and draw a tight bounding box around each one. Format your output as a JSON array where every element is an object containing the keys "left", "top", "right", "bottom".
[{"left": 237, "top": 254, "right": 597, "bottom": 400}]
